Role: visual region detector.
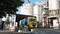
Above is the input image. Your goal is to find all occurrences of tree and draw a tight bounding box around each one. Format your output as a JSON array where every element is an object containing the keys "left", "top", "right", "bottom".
[{"left": 0, "top": 0, "right": 24, "bottom": 18}]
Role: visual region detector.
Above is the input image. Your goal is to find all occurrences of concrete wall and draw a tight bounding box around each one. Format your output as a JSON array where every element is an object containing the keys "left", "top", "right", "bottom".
[
  {"left": 33, "top": 3, "right": 43, "bottom": 22},
  {"left": 20, "top": 3, "right": 33, "bottom": 15},
  {"left": 49, "top": 0, "right": 59, "bottom": 10}
]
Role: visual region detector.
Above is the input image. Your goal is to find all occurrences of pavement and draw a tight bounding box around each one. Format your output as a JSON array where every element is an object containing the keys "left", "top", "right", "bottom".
[
  {"left": 31, "top": 28, "right": 60, "bottom": 34},
  {"left": 0, "top": 30, "right": 11, "bottom": 32},
  {"left": 0, "top": 32, "right": 32, "bottom": 34},
  {"left": 0, "top": 29, "right": 32, "bottom": 34},
  {"left": 0, "top": 28, "right": 60, "bottom": 34}
]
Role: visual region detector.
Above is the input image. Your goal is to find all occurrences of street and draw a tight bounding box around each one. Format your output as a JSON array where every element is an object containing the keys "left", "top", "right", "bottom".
[
  {"left": 0, "top": 28, "right": 60, "bottom": 34},
  {"left": 31, "top": 28, "right": 60, "bottom": 34}
]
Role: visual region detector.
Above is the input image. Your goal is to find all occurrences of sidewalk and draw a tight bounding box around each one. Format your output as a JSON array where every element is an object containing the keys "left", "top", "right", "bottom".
[
  {"left": 0, "top": 29, "right": 31, "bottom": 33},
  {"left": 0, "top": 29, "right": 11, "bottom": 32}
]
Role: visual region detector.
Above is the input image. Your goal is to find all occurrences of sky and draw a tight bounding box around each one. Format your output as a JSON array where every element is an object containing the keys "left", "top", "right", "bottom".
[{"left": 16, "top": 0, "right": 44, "bottom": 14}]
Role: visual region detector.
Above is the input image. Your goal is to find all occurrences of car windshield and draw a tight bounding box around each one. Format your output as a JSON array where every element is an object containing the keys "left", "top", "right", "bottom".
[{"left": 29, "top": 19, "right": 37, "bottom": 23}]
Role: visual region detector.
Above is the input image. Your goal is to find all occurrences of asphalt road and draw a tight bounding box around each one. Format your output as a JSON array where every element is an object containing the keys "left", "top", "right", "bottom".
[
  {"left": 0, "top": 28, "right": 60, "bottom": 34},
  {"left": 31, "top": 28, "right": 60, "bottom": 34}
]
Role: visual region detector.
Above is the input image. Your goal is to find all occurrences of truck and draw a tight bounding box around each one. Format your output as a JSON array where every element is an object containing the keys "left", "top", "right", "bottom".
[
  {"left": 16, "top": 14, "right": 38, "bottom": 31},
  {"left": 21, "top": 16, "right": 38, "bottom": 31}
]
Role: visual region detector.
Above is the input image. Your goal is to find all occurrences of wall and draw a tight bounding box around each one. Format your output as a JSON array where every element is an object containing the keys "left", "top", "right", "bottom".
[
  {"left": 20, "top": 3, "right": 33, "bottom": 15},
  {"left": 33, "top": 3, "right": 43, "bottom": 22},
  {"left": 49, "top": 0, "right": 59, "bottom": 10}
]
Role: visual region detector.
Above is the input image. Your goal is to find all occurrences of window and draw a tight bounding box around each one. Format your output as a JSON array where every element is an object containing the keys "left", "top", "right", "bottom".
[{"left": 29, "top": 19, "right": 37, "bottom": 23}]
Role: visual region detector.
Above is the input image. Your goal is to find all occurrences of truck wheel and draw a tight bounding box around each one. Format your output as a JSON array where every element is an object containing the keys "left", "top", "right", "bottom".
[
  {"left": 27, "top": 25, "right": 31, "bottom": 31},
  {"left": 28, "top": 28, "right": 31, "bottom": 31}
]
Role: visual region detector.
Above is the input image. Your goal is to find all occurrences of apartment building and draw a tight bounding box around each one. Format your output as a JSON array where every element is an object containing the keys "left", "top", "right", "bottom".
[
  {"left": 47, "top": 0, "right": 60, "bottom": 29},
  {"left": 33, "top": 2, "right": 43, "bottom": 23}
]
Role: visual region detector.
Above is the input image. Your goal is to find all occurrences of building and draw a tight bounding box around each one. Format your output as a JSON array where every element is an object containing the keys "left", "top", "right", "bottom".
[
  {"left": 20, "top": 2, "right": 44, "bottom": 23},
  {"left": 33, "top": 2, "right": 43, "bottom": 23},
  {"left": 40, "top": 0, "right": 49, "bottom": 27},
  {"left": 47, "top": 0, "right": 60, "bottom": 29},
  {"left": 1, "top": 14, "right": 16, "bottom": 31},
  {"left": 20, "top": 3, "right": 33, "bottom": 16}
]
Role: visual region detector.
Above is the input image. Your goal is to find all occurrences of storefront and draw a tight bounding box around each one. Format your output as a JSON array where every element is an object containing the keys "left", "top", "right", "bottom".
[{"left": 47, "top": 16, "right": 59, "bottom": 29}]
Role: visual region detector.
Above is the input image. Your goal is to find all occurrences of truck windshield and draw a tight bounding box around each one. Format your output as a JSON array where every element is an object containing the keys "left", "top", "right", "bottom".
[{"left": 29, "top": 19, "right": 37, "bottom": 23}]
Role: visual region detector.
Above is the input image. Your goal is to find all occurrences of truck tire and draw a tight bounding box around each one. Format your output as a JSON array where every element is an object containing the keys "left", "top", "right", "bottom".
[
  {"left": 28, "top": 27, "right": 31, "bottom": 31},
  {"left": 27, "top": 25, "right": 31, "bottom": 31}
]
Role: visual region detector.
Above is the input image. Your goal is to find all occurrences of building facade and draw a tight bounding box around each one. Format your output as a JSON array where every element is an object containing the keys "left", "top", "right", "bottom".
[
  {"left": 47, "top": 0, "right": 60, "bottom": 29},
  {"left": 33, "top": 2, "right": 43, "bottom": 23},
  {"left": 20, "top": 3, "right": 33, "bottom": 15},
  {"left": 41, "top": 0, "right": 49, "bottom": 27}
]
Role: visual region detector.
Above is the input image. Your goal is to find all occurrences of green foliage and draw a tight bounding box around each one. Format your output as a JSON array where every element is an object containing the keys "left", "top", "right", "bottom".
[{"left": 0, "top": 0, "right": 24, "bottom": 18}]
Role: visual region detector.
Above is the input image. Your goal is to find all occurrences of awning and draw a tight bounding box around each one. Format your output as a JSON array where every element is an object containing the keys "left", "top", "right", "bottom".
[{"left": 16, "top": 14, "right": 36, "bottom": 22}]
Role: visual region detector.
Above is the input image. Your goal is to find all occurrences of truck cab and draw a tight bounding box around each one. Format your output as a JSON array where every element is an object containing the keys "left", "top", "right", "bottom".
[{"left": 27, "top": 17, "right": 37, "bottom": 28}]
